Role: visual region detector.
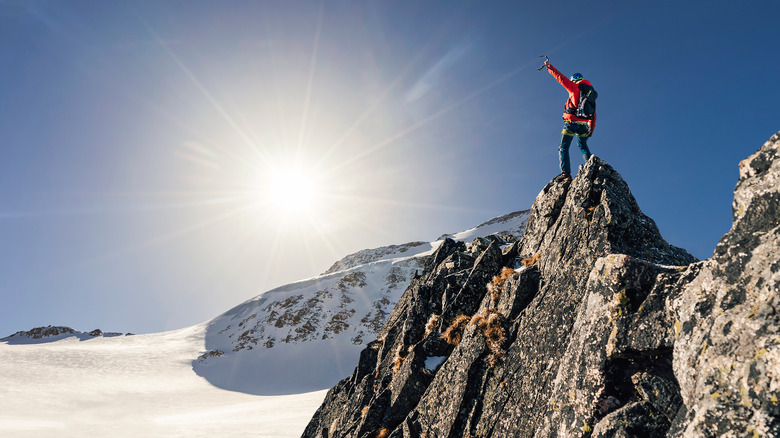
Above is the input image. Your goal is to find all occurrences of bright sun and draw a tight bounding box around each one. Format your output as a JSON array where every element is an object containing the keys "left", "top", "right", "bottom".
[{"left": 266, "top": 166, "right": 320, "bottom": 215}]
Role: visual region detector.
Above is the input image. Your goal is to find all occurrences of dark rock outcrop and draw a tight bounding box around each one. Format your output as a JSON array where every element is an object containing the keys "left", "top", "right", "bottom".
[
  {"left": 303, "top": 132, "right": 779, "bottom": 437},
  {"left": 1, "top": 325, "right": 130, "bottom": 344},
  {"left": 3, "top": 325, "right": 77, "bottom": 340}
]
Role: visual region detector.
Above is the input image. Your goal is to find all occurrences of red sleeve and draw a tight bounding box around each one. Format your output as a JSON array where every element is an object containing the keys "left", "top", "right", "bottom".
[{"left": 546, "top": 64, "right": 578, "bottom": 95}]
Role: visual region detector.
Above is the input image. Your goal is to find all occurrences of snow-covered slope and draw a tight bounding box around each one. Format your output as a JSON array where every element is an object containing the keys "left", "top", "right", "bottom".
[
  {"left": 438, "top": 209, "right": 529, "bottom": 242},
  {"left": 0, "top": 209, "right": 529, "bottom": 436},
  {"left": 194, "top": 210, "right": 529, "bottom": 395},
  {"left": 0, "top": 324, "right": 325, "bottom": 438}
]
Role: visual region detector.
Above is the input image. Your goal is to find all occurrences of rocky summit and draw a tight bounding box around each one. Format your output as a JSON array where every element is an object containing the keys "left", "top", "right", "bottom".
[{"left": 302, "top": 131, "right": 780, "bottom": 437}]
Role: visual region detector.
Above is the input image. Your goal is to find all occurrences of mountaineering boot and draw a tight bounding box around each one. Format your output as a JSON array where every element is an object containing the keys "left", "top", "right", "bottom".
[{"left": 554, "top": 172, "right": 572, "bottom": 182}]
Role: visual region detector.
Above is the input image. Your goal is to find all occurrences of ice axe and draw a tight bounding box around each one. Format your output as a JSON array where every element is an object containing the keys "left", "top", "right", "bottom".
[{"left": 536, "top": 55, "right": 549, "bottom": 71}]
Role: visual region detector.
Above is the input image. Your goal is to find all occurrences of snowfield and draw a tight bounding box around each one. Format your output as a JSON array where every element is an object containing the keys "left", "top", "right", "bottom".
[
  {"left": 0, "top": 325, "right": 325, "bottom": 438},
  {"left": 0, "top": 210, "right": 530, "bottom": 437}
]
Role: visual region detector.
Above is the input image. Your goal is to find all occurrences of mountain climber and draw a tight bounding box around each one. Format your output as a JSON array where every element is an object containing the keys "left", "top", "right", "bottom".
[{"left": 544, "top": 59, "right": 596, "bottom": 181}]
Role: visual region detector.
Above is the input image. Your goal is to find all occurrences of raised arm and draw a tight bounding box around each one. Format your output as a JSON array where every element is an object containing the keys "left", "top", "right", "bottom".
[{"left": 546, "top": 63, "right": 578, "bottom": 95}]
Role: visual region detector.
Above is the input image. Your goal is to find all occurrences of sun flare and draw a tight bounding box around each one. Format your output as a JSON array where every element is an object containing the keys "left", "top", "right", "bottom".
[{"left": 266, "top": 166, "right": 320, "bottom": 215}]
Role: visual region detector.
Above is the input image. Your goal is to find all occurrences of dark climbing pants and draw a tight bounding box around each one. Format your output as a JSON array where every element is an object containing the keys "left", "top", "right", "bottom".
[{"left": 559, "top": 121, "right": 592, "bottom": 175}]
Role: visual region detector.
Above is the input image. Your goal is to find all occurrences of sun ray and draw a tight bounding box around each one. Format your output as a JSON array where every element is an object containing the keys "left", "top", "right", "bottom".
[
  {"left": 304, "top": 218, "right": 348, "bottom": 265},
  {"left": 0, "top": 195, "right": 247, "bottom": 220},
  {"left": 260, "top": 217, "right": 292, "bottom": 288},
  {"left": 300, "top": 229, "right": 327, "bottom": 279},
  {"left": 327, "top": 192, "right": 494, "bottom": 221},
  {"left": 327, "top": 58, "right": 537, "bottom": 175},
  {"left": 54, "top": 203, "right": 258, "bottom": 276},
  {"left": 210, "top": 219, "right": 273, "bottom": 286},
  {"left": 263, "top": 24, "right": 293, "bottom": 160},
  {"left": 314, "top": 31, "right": 445, "bottom": 170},
  {"left": 139, "top": 20, "right": 270, "bottom": 167},
  {"left": 297, "top": 0, "right": 326, "bottom": 159}
]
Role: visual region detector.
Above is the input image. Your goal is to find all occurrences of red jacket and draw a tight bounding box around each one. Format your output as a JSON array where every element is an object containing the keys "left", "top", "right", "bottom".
[{"left": 546, "top": 64, "right": 596, "bottom": 133}]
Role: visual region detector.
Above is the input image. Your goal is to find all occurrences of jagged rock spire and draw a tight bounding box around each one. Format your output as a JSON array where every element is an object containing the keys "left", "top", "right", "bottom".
[
  {"left": 302, "top": 135, "right": 780, "bottom": 438},
  {"left": 522, "top": 156, "right": 695, "bottom": 273}
]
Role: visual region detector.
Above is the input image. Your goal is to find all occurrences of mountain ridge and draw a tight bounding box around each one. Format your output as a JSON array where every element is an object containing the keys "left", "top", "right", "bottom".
[
  {"left": 191, "top": 209, "right": 530, "bottom": 395},
  {"left": 302, "top": 131, "right": 780, "bottom": 437},
  {"left": 2, "top": 210, "right": 530, "bottom": 397},
  {"left": 1, "top": 325, "right": 132, "bottom": 344}
]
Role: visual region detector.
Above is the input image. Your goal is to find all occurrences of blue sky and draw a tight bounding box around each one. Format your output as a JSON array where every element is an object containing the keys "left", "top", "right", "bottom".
[{"left": 1, "top": 0, "right": 778, "bottom": 336}]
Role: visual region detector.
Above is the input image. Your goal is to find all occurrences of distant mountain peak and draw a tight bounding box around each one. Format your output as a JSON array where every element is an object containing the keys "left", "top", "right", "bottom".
[
  {"left": 192, "top": 210, "right": 530, "bottom": 395},
  {"left": 1, "top": 325, "right": 131, "bottom": 344},
  {"left": 322, "top": 241, "right": 429, "bottom": 275}
]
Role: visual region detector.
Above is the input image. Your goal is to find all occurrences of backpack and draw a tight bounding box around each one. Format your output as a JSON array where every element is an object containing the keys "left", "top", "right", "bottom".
[{"left": 576, "top": 83, "right": 597, "bottom": 119}]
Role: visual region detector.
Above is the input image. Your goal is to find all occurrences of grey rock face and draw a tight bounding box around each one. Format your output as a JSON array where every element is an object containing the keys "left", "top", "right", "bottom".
[
  {"left": 669, "top": 132, "right": 780, "bottom": 436},
  {"left": 303, "top": 133, "right": 779, "bottom": 438}
]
